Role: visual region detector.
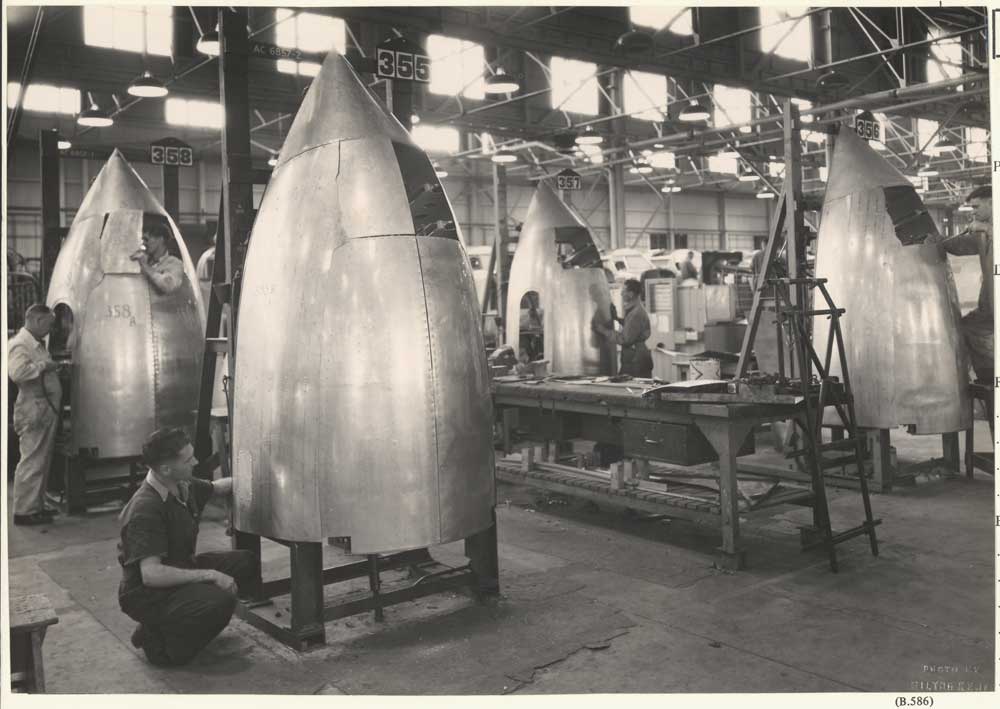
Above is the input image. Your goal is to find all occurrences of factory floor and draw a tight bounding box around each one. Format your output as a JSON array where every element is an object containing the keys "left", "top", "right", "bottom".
[{"left": 5, "top": 422, "right": 995, "bottom": 696}]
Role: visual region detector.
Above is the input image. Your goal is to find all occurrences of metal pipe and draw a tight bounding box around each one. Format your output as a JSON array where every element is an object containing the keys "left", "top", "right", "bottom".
[{"left": 7, "top": 8, "right": 45, "bottom": 151}]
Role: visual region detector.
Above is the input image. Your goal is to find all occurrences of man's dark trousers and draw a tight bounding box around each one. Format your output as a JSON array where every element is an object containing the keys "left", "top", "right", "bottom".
[{"left": 120, "top": 550, "right": 258, "bottom": 666}]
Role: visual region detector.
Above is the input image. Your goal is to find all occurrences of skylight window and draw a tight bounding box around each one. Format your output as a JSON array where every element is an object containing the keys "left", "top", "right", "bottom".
[
  {"left": 83, "top": 6, "right": 172, "bottom": 56},
  {"left": 624, "top": 71, "right": 666, "bottom": 121},
  {"left": 630, "top": 7, "right": 692, "bottom": 35},
  {"left": 713, "top": 85, "right": 753, "bottom": 130},
  {"left": 7, "top": 82, "right": 80, "bottom": 115},
  {"left": 927, "top": 29, "right": 963, "bottom": 84},
  {"left": 760, "top": 7, "right": 812, "bottom": 62},
  {"left": 966, "top": 128, "right": 989, "bottom": 163},
  {"left": 551, "top": 56, "right": 598, "bottom": 115},
  {"left": 165, "top": 98, "right": 224, "bottom": 129},
  {"left": 427, "top": 35, "right": 485, "bottom": 100},
  {"left": 412, "top": 124, "right": 460, "bottom": 154},
  {"left": 274, "top": 9, "right": 345, "bottom": 76}
]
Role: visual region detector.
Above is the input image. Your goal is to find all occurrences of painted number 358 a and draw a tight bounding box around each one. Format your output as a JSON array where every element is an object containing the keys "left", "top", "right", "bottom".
[{"left": 107, "top": 304, "right": 137, "bottom": 326}]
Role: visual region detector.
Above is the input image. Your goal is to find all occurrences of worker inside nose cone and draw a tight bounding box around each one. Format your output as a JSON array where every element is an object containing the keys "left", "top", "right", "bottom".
[{"left": 130, "top": 215, "right": 186, "bottom": 295}]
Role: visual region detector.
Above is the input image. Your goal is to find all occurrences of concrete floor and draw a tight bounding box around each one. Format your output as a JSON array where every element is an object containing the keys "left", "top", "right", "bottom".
[{"left": 5, "top": 423, "right": 995, "bottom": 696}]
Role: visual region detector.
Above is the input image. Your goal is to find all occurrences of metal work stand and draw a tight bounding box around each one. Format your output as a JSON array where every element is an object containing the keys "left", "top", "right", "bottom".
[{"left": 232, "top": 517, "right": 500, "bottom": 650}]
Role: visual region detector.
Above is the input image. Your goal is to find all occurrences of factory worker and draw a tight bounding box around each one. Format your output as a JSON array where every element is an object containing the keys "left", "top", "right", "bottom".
[
  {"left": 593, "top": 278, "right": 653, "bottom": 378},
  {"left": 679, "top": 251, "right": 699, "bottom": 281},
  {"left": 929, "top": 185, "right": 994, "bottom": 384},
  {"left": 131, "top": 215, "right": 186, "bottom": 295},
  {"left": 118, "top": 427, "right": 258, "bottom": 666},
  {"left": 9, "top": 304, "right": 63, "bottom": 525}
]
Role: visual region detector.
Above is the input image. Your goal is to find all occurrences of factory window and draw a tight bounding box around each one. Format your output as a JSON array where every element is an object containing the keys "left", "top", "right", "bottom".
[
  {"left": 713, "top": 85, "right": 753, "bottom": 129},
  {"left": 412, "top": 124, "right": 460, "bottom": 154},
  {"left": 427, "top": 35, "right": 485, "bottom": 100},
  {"left": 966, "top": 128, "right": 989, "bottom": 163},
  {"left": 274, "top": 9, "right": 345, "bottom": 76},
  {"left": 6, "top": 82, "right": 80, "bottom": 115},
  {"left": 165, "top": 98, "right": 224, "bottom": 129},
  {"left": 83, "top": 6, "right": 172, "bottom": 56},
  {"left": 630, "top": 7, "right": 693, "bottom": 35},
  {"left": 754, "top": 235, "right": 768, "bottom": 250},
  {"left": 917, "top": 119, "right": 940, "bottom": 152},
  {"left": 649, "top": 232, "right": 670, "bottom": 250},
  {"left": 927, "top": 29, "right": 963, "bottom": 84},
  {"left": 624, "top": 71, "right": 667, "bottom": 121},
  {"left": 550, "top": 56, "right": 599, "bottom": 115},
  {"left": 759, "top": 7, "right": 812, "bottom": 62},
  {"left": 673, "top": 233, "right": 688, "bottom": 249}
]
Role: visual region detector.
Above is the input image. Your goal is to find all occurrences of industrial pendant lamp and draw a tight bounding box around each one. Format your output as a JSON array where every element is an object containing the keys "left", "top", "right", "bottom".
[
  {"left": 932, "top": 134, "right": 959, "bottom": 155},
  {"left": 917, "top": 163, "right": 939, "bottom": 178},
  {"left": 197, "top": 25, "right": 221, "bottom": 57},
  {"left": 615, "top": 28, "right": 654, "bottom": 54},
  {"left": 575, "top": 126, "right": 603, "bottom": 146},
  {"left": 127, "top": 70, "right": 168, "bottom": 98},
  {"left": 958, "top": 203, "right": 974, "bottom": 212},
  {"left": 678, "top": 99, "right": 709, "bottom": 123},
  {"left": 755, "top": 189, "right": 775, "bottom": 200},
  {"left": 77, "top": 93, "right": 113, "bottom": 127},
  {"left": 57, "top": 138, "right": 72, "bottom": 150},
  {"left": 491, "top": 148, "right": 518, "bottom": 164},
  {"left": 737, "top": 161, "right": 759, "bottom": 182},
  {"left": 484, "top": 67, "right": 520, "bottom": 95}
]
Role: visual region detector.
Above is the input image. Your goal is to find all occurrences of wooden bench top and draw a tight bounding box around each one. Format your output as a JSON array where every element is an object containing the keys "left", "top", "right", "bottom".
[{"left": 9, "top": 594, "right": 59, "bottom": 632}]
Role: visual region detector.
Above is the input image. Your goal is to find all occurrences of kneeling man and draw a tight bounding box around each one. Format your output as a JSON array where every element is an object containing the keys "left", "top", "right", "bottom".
[{"left": 118, "top": 427, "right": 258, "bottom": 666}]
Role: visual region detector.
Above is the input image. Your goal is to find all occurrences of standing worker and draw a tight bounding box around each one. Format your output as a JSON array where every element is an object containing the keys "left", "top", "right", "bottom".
[
  {"left": 931, "top": 185, "right": 993, "bottom": 384},
  {"left": 130, "top": 215, "right": 185, "bottom": 295},
  {"left": 679, "top": 251, "right": 699, "bottom": 281},
  {"left": 9, "top": 304, "right": 62, "bottom": 525},
  {"left": 593, "top": 279, "right": 654, "bottom": 378},
  {"left": 118, "top": 427, "right": 258, "bottom": 666}
]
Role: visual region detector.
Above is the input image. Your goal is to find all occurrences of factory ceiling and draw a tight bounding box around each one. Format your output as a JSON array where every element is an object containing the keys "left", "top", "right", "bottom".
[{"left": 6, "top": 5, "right": 990, "bottom": 206}]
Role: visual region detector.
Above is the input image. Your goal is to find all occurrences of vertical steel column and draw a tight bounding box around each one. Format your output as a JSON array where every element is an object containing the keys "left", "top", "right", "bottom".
[
  {"left": 783, "top": 99, "right": 804, "bottom": 380},
  {"left": 218, "top": 8, "right": 258, "bottom": 564},
  {"left": 39, "top": 128, "right": 61, "bottom": 298},
  {"left": 493, "top": 163, "right": 511, "bottom": 344},
  {"left": 218, "top": 7, "right": 254, "bottom": 359},
  {"left": 604, "top": 68, "right": 627, "bottom": 250},
  {"left": 162, "top": 164, "right": 180, "bottom": 223},
  {"left": 465, "top": 508, "right": 500, "bottom": 595},
  {"left": 716, "top": 191, "right": 727, "bottom": 249}
]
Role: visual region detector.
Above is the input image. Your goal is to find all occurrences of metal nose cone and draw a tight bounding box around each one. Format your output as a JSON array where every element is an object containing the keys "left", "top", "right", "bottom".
[
  {"left": 232, "top": 51, "right": 495, "bottom": 551},
  {"left": 45, "top": 150, "right": 206, "bottom": 458},
  {"left": 506, "top": 182, "right": 617, "bottom": 375},
  {"left": 813, "top": 129, "right": 970, "bottom": 433}
]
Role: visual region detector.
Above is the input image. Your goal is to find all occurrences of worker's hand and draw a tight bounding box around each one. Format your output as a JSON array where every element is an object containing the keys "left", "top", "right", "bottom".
[
  {"left": 43, "top": 360, "right": 61, "bottom": 373},
  {"left": 209, "top": 570, "right": 238, "bottom": 595},
  {"left": 129, "top": 249, "right": 148, "bottom": 265}
]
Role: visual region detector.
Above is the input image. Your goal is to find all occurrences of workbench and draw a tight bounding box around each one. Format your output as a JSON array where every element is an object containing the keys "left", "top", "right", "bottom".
[{"left": 492, "top": 376, "right": 816, "bottom": 569}]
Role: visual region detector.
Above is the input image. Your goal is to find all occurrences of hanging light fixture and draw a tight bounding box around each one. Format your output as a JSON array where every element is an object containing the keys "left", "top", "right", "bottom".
[
  {"left": 484, "top": 67, "right": 520, "bottom": 95},
  {"left": 816, "top": 70, "right": 849, "bottom": 90},
  {"left": 267, "top": 154, "right": 278, "bottom": 167},
  {"left": 615, "top": 28, "right": 654, "bottom": 54},
  {"left": 77, "top": 93, "right": 113, "bottom": 127},
  {"left": 575, "top": 126, "right": 603, "bottom": 145},
  {"left": 653, "top": 142, "right": 665, "bottom": 149},
  {"left": 433, "top": 162, "right": 449, "bottom": 178},
  {"left": 491, "top": 148, "right": 518, "bottom": 164},
  {"left": 57, "top": 138, "right": 72, "bottom": 150},
  {"left": 756, "top": 189, "right": 775, "bottom": 200},
  {"left": 737, "top": 161, "right": 759, "bottom": 182},
  {"left": 410, "top": 113, "right": 421, "bottom": 125},
  {"left": 958, "top": 203, "right": 974, "bottom": 212},
  {"left": 917, "top": 163, "right": 939, "bottom": 178},
  {"left": 678, "top": 99, "right": 709, "bottom": 123},
  {"left": 669, "top": 185, "right": 682, "bottom": 193},
  {"left": 636, "top": 164, "right": 653, "bottom": 174},
  {"left": 932, "top": 133, "right": 959, "bottom": 155},
  {"left": 197, "top": 25, "right": 221, "bottom": 57},
  {"left": 127, "top": 70, "right": 168, "bottom": 98}
]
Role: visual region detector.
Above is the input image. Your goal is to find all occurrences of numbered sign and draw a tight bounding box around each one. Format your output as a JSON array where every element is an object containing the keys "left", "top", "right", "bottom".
[
  {"left": 556, "top": 169, "right": 582, "bottom": 191},
  {"left": 854, "top": 110, "right": 881, "bottom": 143},
  {"left": 150, "top": 144, "right": 194, "bottom": 167},
  {"left": 376, "top": 47, "right": 430, "bottom": 83}
]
